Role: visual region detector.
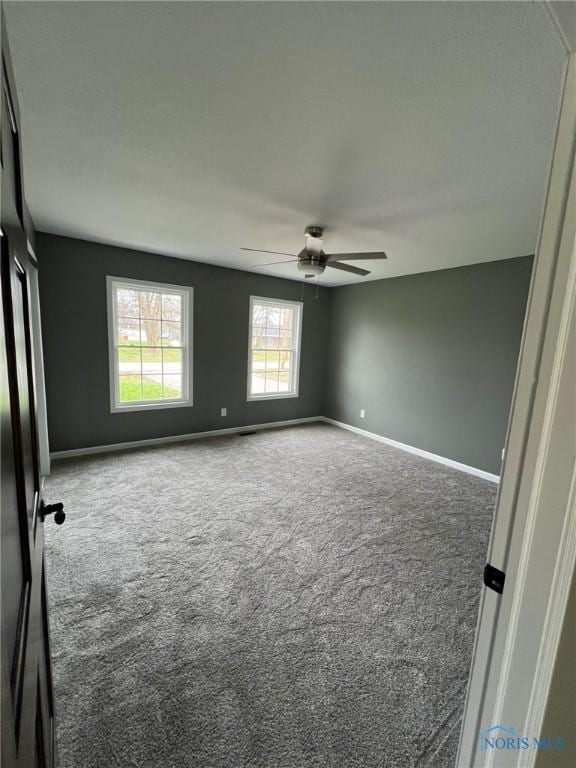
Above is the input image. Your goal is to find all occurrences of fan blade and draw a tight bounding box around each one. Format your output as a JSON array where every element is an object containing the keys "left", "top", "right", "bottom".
[
  {"left": 326, "top": 252, "right": 387, "bottom": 262},
  {"left": 327, "top": 262, "right": 370, "bottom": 276},
  {"left": 249, "top": 259, "right": 297, "bottom": 268},
  {"left": 241, "top": 248, "right": 296, "bottom": 257}
]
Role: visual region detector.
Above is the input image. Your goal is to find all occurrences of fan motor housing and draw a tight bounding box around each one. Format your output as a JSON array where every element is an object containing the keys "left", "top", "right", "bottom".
[{"left": 298, "top": 255, "right": 325, "bottom": 274}]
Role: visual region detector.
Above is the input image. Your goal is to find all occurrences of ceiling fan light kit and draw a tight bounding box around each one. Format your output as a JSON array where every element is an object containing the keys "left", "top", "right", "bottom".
[
  {"left": 242, "top": 225, "right": 388, "bottom": 280},
  {"left": 298, "top": 257, "right": 325, "bottom": 275}
]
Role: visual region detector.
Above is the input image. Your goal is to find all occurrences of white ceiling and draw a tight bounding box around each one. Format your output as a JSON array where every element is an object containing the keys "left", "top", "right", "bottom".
[
  {"left": 4, "top": 1, "right": 567, "bottom": 285},
  {"left": 549, "top": 1, "right": 576, "bottom": 51}
]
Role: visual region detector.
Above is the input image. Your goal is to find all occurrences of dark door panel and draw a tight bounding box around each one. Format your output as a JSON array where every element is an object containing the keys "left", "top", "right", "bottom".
[{"left": 2, "top": 15, "right": 59, "bottom": 768}]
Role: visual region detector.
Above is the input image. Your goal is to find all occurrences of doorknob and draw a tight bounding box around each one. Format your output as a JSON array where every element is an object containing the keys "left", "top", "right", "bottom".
[{"left": 40, "top": 501, "right": 66, "bottom": 525}]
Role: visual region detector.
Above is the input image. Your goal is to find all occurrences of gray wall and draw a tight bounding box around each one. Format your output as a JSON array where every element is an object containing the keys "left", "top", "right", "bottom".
[
  {"left": 38, "top": 233, "right": 331, "bottom": 452},
  {"left": 325, "top": 257, "right": 533, "bottom": 475},
  {"left": 38, "top": 233, "right": 532, "bottom": 471}
]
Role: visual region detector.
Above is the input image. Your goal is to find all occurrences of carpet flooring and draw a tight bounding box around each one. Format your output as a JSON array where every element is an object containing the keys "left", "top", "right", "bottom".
[{"left": 44, "top": 423, "right": 496, "bottom": 768}]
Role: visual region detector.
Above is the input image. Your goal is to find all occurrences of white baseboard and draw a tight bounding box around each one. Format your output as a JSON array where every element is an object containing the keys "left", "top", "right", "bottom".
[
  {"left": 51, "top": 415, "right": 500, "bottom": 484},
  {"left": 50, "top": 416, "right": 323, "bottom": 460},
  {"left": 320, "top": 417, "right": 500, "bottom": 483}
]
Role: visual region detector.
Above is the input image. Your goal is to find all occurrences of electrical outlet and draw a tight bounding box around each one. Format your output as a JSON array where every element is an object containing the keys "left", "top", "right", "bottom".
[
  {"left": 360, "top": 409, "right": 365, "bottom": 418},
  {"left": 221, "top": 407, "right": 227, "bottom": 417},
  {"left": 501, "top": 448, "right": 505, "bottom": 461}
]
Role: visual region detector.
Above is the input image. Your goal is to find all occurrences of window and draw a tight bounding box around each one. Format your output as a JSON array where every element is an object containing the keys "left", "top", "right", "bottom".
[
  {"left": 107, "top": 277, "right": 193, "bottom": 411},
  {"left": 247, "top": 296, "right": 303, "bottom": 400}
]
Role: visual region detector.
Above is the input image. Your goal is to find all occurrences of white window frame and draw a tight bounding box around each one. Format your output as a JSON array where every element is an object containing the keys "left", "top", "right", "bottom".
[
  {"left": 107, "top": 276, "right": 193, "bottom": 413},
  {"left": 247, "top": 295, "right": 303, "bottom": 402}
]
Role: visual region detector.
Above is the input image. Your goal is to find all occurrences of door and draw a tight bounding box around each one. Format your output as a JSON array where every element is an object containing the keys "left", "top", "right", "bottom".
[
  {"left": 1, "top": 19, "right": 64, "bottom": 768},
  {"left": 456, "top": 53, "right": 576, "bottom": 767}
]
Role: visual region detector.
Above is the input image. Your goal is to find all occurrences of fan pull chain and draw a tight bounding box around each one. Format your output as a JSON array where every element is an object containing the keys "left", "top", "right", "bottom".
[{"left": 300, "top": 281, "right": 305, "bottom": 301}]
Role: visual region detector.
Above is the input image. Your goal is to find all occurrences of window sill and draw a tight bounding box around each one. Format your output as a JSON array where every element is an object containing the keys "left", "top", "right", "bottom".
[
  {"left": 111, "top": 399, "right": 193, "bottom": 413},
  {"left": 247, "top": 393, "right": 299, "bottom": 402}
]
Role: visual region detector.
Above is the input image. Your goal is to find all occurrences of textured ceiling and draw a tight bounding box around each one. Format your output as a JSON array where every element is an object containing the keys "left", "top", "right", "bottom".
[{"left": 4, "top": 1, "right": 567, "bottom": 285}]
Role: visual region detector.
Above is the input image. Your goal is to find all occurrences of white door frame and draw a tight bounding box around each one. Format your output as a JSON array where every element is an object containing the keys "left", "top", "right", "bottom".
[
  {"left": 456, "top": 52, "right": 576, "bottom": 767},
  {"left": 28, "top": 245, "right": 51, "bottom": 476}
]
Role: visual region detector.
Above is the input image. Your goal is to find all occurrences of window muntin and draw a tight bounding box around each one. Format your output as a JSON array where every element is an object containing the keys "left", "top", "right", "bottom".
[
  {"left": 107, "top": 277, "right": 192, "bottom": 411},
  {"left": 248, "top": 297, "right": 302, "bottom": 400}
]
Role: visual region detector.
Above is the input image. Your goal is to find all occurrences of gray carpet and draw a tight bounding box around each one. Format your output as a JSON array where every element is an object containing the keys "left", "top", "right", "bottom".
[{"left": 44, "top": 423, "right": 495, "bottom": 768}]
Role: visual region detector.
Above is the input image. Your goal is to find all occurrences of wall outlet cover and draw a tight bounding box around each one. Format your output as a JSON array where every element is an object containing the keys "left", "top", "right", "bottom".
[
  {"left": 360, "top": 409, "right": 365, "bottom": 418},
  {"left": 221, "top": 407, "right": 227, "bottom": 417}
]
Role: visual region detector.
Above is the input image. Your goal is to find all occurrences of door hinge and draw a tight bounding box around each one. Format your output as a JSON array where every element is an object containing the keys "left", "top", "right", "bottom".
[{"left": 484, "top": 563, "right": 505, "bottom": 594}]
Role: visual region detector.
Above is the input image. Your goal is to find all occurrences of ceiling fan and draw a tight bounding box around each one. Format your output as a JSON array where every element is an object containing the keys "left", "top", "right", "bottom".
[{"left": 242, "top": 225, "right": 388, "bottom": 278}]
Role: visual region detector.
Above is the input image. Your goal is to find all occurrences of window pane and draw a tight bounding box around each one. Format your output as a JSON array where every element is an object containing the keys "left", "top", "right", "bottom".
[
  {"left": 265, "top": 371, "right": 280, "bottom": 393},
  {"left": 162, "top": 347, "right": 182, "bottom": 375},
  {"left": 279, "top": 371, "right": 291, "bottom": 392},
  {"left": 119, "top": 375, "right": 142, "bottom": 402},
  {"left": 266, "top": 351, "right": 280, "bottom": 370},
  {"left": 280, "top": 307, "right": 294, "bottom": 329},
  {"left": 251, "top": 328, "right": 266, "bottom": 348},
  {"left": 116, "top": 289, "right": 140, "bottom": 318},
  {"left": 142, "top": 376, "right": 162, "bottom": 400},
  {"left": 251, "top": 350, "right": 265, "bottom": 372},
  {"left": 252, "top": 304, "right": 267, "bottom": 327},
  {"left": 272, "top": 329, "right": 293, "bottom": 350},
  {"left": 118, "top": 347, "right": 141, "bottom": 376},
  {"left": 162, "top": 294, "right": 181, "bottom": 322},
  {"left": 279, "top": 350, "right": 292, "bottom": 370},
  {"left": 142, "top": 347, "right": 162, "bottom": 374},
  {"left": 141, "top": 319, "right": 162, "bottom": 346},
  {"left": 117, "top": 318, "right": 141, "bottom": 346},
  {"left": 261, "top": 335, "right": 278, "bottom": 350},
  {"left": 140, "top": 291, "right": 162, "bottom": 320},
  {"left": 162, "top": 321, "right": 182, "bottom": 347},
  {"left": 251, "top": 372, "right": 266, "bottom": 394},
  {"left": 256, "top": 328, "right": 280, "bottom": 348},
  {"left": 266, "top": 307, "right": 281, "bottom": 329},
  {"left": 162, "top": 374, "right": 182, "bottom": 400}
]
